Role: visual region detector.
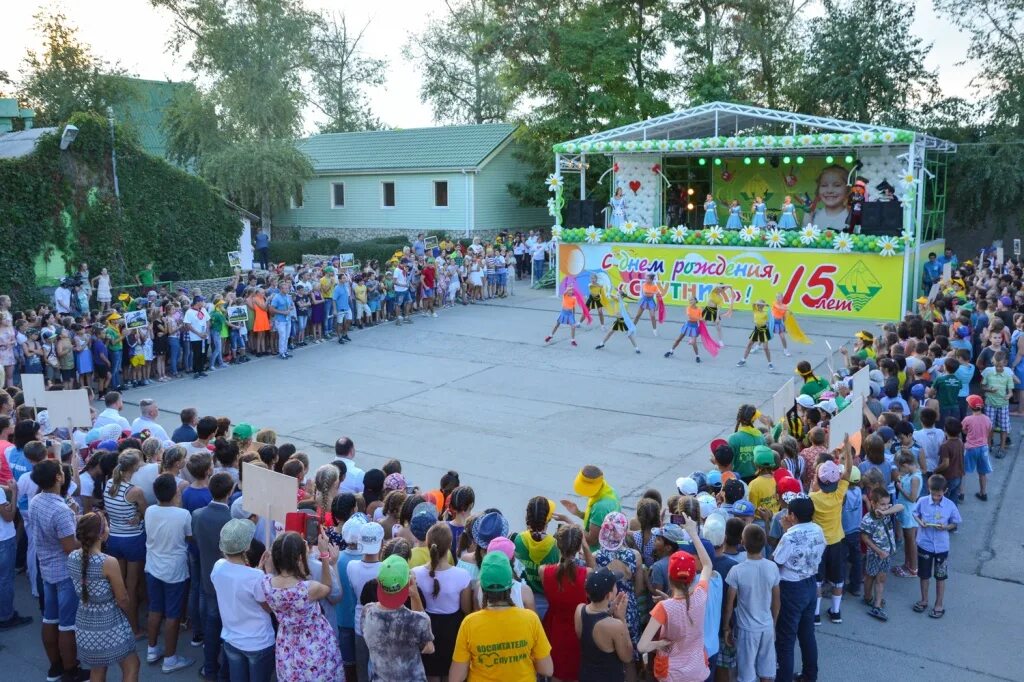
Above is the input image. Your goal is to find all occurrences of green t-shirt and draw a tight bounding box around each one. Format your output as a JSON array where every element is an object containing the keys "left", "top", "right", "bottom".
[
  {"left": 728, "top": 427, "right": 766, "bottom": 479},
  {"left": 513, "top": 533, "right": 560, "bottom": 594},
  {"left": 103, "top": 326, "right": 122, "bottom": 352},
  {"left": 933, "top": 374, "right": 962, "bottom": 408},
  {"left": 799, "top": 378, "right": 830, "bottom": 400},
  {"left": 138, "top": 268, "right": 155, "bottom": 286},
  {"left": 211, "top": 310, "right": 226, "bottom": 334},
  {"left": 983, "top": 369, "right": 1014, "bottom": 408}
]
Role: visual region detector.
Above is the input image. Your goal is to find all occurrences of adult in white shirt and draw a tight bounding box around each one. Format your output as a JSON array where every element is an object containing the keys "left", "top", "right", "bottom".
[
  {"left": 531, "top": 241, "right": 548, "bottom": 280},
  {"left": 393, "top": 264, "right": 413, "bottom": 322},
  {"left": 468, "top": 237, "right": 484, "bottom": 256},
  {"left": 182, "top": 296, "right": 210, "bottom": 378},
  {"left": 334, "top": 436, "right": 364, "bottom": 494},
  {"left": 131, "top": 398, "right": 170, "bottom": 442},
  {"left": 211, "top": 519, "right": 275, "bottom": 680},
  {"left": 53, "top": 282, "right": 73, "bottom": 315},
  {"left": 94, "top": 391, "right": 131, "bottom": 432}
]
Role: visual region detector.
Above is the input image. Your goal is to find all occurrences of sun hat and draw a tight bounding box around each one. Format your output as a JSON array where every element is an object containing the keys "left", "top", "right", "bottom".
[
  {"left": 219, "top": 518, "right": 256, "bottom": 555},
  {"left": 753, "top": 445, "right": 776, "bottom": 467},
  {"left": 696, "top": 492, "right": 717, "bottom": 519},
  {"left": 910, "top": 383, "right": 927, "bottom": 399},
  {"left": 668, "top": 551, "right": 697, "bottom": 582},
  {"left": 1000, "top": 295, "right": 1012, "bottom": 306},
  {"left": 877, "top": 426, "right": 895, "bottom": 443},
  {"left": 675, "top": 477, "right": 699, "bottom": 495},
  {"left": 956, "top": 326, "right": 971, "bottom": 338},
  {"left": 796, "top": 394, "right": 816, "bottom": 408},
  {"left": 232, "top": 423, "right": 256, "bottom": 440},
  {"left": 359, "top": 522, "right": 384, "bottom": 555},
  {"left": 376, "top": 555, "right": 411, "bottom": 608},
  {"left": 732, "top": 500, "right": 755, "bottom": 517},
  {"left": 486, "top": 537, "right": 515, "bottom": 560},
  {"left": 479, "top": 551, "right": 514, "bottom": 592},
  {"left": 966, "top": 394, "right": 984, "bottom": 410},
  {"left": 773, "top": 468, "right": 792, "bottom": 483},
  {"left": 410, "top": 504, "right": 437, "bottom": 541},
  {"left": 383, "top": 472, "right": 407, "bottom": 492},
  {"left": 777, "top": 476, "right": 802, "bottom": 497},
  {"left": 782, "top": 491, "right": 809, "bottom": 505},
  {"left": 598, "top": 512, "right": 629, "bottom": 551},
  {"left": 816, "top": 399, "right": 838, "bottom": 415},
  {"left": 585, "top": 568, "right": 620, "bottom": 602},
  {"left": 106, "top": 311, "right": 122, "bottom": 321},
  {"left": 916, "top": 296, "right": 929, "bottom": 305},
  {"left": 651, "top": 523, "right": 688, "bottom": 545},
  {"left": 573, "top": 467, "right": 605, "bottom": 497},
  {"left": 471, "top": 511, "right": 509, "bottom": 548},
  {"left": 855, "top": 330, "right": 874, "bottom": 343}
]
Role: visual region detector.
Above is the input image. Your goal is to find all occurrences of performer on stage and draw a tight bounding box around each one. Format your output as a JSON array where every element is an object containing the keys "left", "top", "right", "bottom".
[
  {"left": 702, "top": 283, "right": 734, "bottom": 345},
  {"left": 770, "top": 294, "right": 794, "bottom": 357},
  {"left": 725, "top": 200, "right": 743, "bottom": 229},
  {"left": 751, "top": 196, "right": 768, "bottom": 228},
  {"left": 633, "top": 273, "right": 665, "bottom": 336},
  {"left": 737, "top": 299, "right": 774, "bottom": 370},
  {"left": 778, "top": 195, "right": 799, "bottom": 229},
  {"left": 545, "top": 278, "right": 591, "bottom": 347},
  {"left": 609, "top": 186, "right": 627, "bottom": 228},
  {"left": 664, "top": 297, "right": 722, "bottom": 363},
  {"left": 703, "top": 194, "right": 718, "bottom": 226},
  {"left": 595, "top": 285, "right": 640, "bottom": 354},
  {"left": 585, "top": 273, "right": 607, "bottom": 330}
]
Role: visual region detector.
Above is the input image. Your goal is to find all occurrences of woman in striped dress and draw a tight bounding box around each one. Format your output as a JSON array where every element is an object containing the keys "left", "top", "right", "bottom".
[{"left": 103, "top": 450, "right": 148, "bottom": 637}]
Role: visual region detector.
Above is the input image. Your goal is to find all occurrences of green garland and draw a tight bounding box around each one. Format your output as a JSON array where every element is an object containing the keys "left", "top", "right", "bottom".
[{"left": 553, "top": 130, "right": 914, "bottom": 154}]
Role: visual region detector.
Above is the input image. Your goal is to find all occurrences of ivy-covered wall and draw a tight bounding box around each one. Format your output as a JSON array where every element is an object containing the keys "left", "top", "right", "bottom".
[{"left": 0, "top": 111, "right": 240, "bottom": 306}]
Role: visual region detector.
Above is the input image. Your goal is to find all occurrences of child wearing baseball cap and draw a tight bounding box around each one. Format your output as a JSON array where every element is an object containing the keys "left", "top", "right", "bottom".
[
  {"left": 808, "top": 434, "right": 854, "bottom": 624},
  {"left": 747, "top": 446, "right": 780, "bottom": 516},
  {"left": 961, "top": 394, "right": 993, "bottom": 500},
  {"left": 362, "top": 555, "right": 434, "bottom": 680}
]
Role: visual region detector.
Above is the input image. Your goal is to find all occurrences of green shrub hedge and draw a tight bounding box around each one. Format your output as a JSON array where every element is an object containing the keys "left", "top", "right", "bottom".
[{"left": 270, "top": 233, "right": 451, "bottom": 269}]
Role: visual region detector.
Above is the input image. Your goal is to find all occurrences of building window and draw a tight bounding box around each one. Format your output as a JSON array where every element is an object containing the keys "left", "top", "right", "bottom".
[
  {"left": 433, "top": 181, "right": 449, "bottom": 207},
  {"left": 382, "top": 181, "right": 396, "bottom": 208},
  {"left": 331, "top": 182, "right": 345, "bottom": 208},
  {"left": 290, "top": 186, "right": 304, "bottom": 209}
]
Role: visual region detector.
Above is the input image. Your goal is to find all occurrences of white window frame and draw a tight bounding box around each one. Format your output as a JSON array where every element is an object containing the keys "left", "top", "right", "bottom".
[
  {"left": 381, "top": 181, "right": 396, "bottom": 209},
  {"left": 433, "top": 180, "right": 449, "bottom": 209},
  {"left": 331, "top": 182, "right": 346, "bottom": 209},
  {"left": 290, "top": 186, "right": 304, "bottom": 209}
]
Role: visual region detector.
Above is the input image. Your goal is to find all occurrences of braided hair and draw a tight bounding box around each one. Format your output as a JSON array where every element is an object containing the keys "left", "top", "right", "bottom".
[
  {"left": 525, "top": 496, "right": 550, "bottom": 542},
  {"left": 426, "top": 522, "right": 452, "bottom": 598},
  {"left": 313, "top": 465, "right": 340, "bottom": 524},
  {"left": 75, "top": 513, "right": 105, "bottom": 604},
  {"left": 554, "top": 524, "right": 583, "bottom": 587}
]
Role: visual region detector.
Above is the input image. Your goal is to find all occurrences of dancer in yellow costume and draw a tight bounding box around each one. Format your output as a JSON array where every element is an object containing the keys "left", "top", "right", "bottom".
[
  {"left": 595, "top": 285, "right": 639, "bottom": 353},
  {"left": 737, "top": 299, "right": 775, "bottom": 370},
  {"left": 702, "top": 283, "right": 734, "bottom": 345}
]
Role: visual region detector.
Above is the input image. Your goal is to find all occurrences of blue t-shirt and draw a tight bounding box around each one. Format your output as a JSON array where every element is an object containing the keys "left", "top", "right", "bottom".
[
  {"left": 333, "top": 283, "right": 351, "bottom": 310},
  {"left": 182, "top": 486, "right": 213, "bottom": 556},
  {"left": 413, "top": 240, "right": 426, "bottom": 257},
  {"left": 335, "top": 551, "right": 361, "bottom": 629},
  {"left": 955, "top": 364, "right": 975, "bottom": 397},
  {"left": 270, "top": 292, "right": 292, "bottom": 323},
  {"left": 841, "top": 487, "right": 863, "bottom": 535},
  {"left": 254, "top": 233, "right": 270, "bottom": 249}
]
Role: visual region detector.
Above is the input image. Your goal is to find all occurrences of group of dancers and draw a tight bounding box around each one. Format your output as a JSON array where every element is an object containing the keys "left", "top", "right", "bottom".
[
  {"left": 545, "top": 273, "right": 810, "bottom": 366},
  {"left": 703, "top": 194, "right": 800, "bottom": 229}
]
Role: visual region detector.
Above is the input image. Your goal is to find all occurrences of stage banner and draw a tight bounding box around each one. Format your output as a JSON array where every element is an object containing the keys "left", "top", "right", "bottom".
[{"left": 558, "top": 242, "right": 903, "bottom": 321}]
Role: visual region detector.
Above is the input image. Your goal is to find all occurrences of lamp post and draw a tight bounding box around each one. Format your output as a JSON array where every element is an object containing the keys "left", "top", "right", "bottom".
[{"left": 107, "top": 106, "right": 121, "bottom": 214}]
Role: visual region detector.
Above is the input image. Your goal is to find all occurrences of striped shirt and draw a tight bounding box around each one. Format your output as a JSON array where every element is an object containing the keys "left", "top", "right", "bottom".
[
  {"left": 28, "top": 492, "right": 76, "bottom": 583},
  {"left": 104, "top": 481, "right": 143, "bottom": 537}
]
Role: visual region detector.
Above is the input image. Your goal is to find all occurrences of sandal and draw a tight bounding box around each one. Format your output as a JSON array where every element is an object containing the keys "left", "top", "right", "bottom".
[
  {"left": 864, "top": 597, "right": 886, "bottom": 608},
  {"left": 929, "top": 608, "right": 945, "bottom": 619},
  {"left": 913, "top": 601, "right": 928, "bottom": 612}
]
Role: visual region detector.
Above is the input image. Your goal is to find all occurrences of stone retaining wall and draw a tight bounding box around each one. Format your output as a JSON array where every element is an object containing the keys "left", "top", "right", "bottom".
[{"left": 296, "top": 227, "right": 504, "bottom": 243}]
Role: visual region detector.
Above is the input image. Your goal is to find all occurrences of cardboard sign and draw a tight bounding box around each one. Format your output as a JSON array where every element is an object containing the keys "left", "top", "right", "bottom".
[
  {"left": 227, "top": 305, "right": 248, "bottom": 323},
  {"left": 996, "top": 247, "right": 1004, "bottom": 266},
  {"left": 338, "top": 253, "right": 355, "bottom": 267},
  {"left": 241, "top": 462, "right": 297, "bottom": 539},
  {"left": 829, "top": 395, "right": 863, "bottom": 452},
  {"left": 124, "top": 310, "right": 148, "bottom": 329},
  {"left": 22, "top": 374, "right": 46, "bottom": 406},
  {"left": 228, "top": 251, "right": 242, "bottom": 268},
  {"left": 942, "top": 262, "right": 951, "bottom": 281},
  {"left": 44, "top": 389, "right": 92, "bottom": 427},
  {"left": 1014, "top": 239, "right": 1021, "bottom": 257},
  {"left": 850, "top": 366, "right": 870, "bottom": 399},
  {"left": 771, "top": 378, "right": 796, "bottom": 421}
]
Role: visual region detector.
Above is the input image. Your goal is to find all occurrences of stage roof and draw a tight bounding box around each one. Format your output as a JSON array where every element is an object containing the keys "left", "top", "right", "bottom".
[{"left": 558, "top": 102, "right": 956, "bottom": 153}]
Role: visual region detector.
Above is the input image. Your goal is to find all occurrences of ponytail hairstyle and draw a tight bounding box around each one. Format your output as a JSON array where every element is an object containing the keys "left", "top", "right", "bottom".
[
  {"left": 439, "top": 470, "right": 460, "bottom": 508},
  {"left": 106, "top": 450, "right": 141, "bottom": 497},
  {"left": 271, "top": 531, "right": 310, "bottom": 580},
  {"left": 313, "top": 464, "right": 340, "bottom": 523},
  {"left": 399, "top": 494, "right": 426, "bottom": 527},
  {"left": 382, "top": 490, "right": 407, "bottom": 520},
  {"left": 140, "top": 436, "right": 163, "bottom": 464},
  {"left": 457, "top": 515, "right": 479, "bottom": 557},
  {"left": 426, "top": 522, "right": 453, "bottom": 598},
  {"left": 636, "top": 498, "right": 660, "bottom": 534},
  {"left": 735, "top": 404, "right": 757, "bottom": 431},
  {"left": 674, "top": 495, "right": 701, "bottom": 527},
  {"left": 670, "top": 574, "right": 695, "bottom": 623},
  {"left": 445, "top": 486, "right": 475, "bottom": 521},
  {"left": 75, "top": 513, "right": 105, "bottom": 604},
  {"left": 525, "top": 496, "right": 551, "bottom": 541},
  {"left": 554, "top": 524, "right": 583, "bottom": 587},
  {"left": 160, "top": 445, "right": 186, "bottom": 475}
]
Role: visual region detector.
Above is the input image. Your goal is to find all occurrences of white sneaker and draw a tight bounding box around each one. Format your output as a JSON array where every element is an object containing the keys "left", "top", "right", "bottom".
[
  {"left": 147, "top": 646, "right": 165, "bottom": 664},
  {"left": 653, "top": 328, "right": 658, "bottom": 337},
  {"left": 161, "top": 655, "right": 195, "bottom": 674},
  {"left": 601, "top": 324, "right": 607, "bottom": 332},
  {"left": 635, "top": 347, "right": 641, "bottom": 354},
  {"left": 784, "top": 349, "right": 792, "bottom": 357},
  {"left": 737, "top": 359, "right": 747, "bottom": 366},
  {"left": 432, "top": 312, "right": 438, "bottom": 318},
  {"left": 768, "top": 362, "right": 775, "bottom": 370}
]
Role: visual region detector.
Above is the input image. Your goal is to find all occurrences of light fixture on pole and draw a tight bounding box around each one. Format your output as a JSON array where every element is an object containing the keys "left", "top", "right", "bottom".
[{"left": 59, "top": 125, "right": 78, "bottom": 150}]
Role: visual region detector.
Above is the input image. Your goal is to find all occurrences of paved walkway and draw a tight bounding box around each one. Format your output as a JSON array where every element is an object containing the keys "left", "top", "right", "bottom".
[{"left": 1, "top": 288, "right": 1019, "bottom": 679}]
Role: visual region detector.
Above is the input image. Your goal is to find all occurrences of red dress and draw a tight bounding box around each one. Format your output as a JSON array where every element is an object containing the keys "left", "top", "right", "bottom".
[{"left": 541, "top": 563, "right": 587, "bottom": 681}]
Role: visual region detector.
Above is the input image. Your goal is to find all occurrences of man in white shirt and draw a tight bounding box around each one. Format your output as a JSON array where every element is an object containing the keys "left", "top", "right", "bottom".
[
  {"left": 393, "top": 263, "right": 413, "bottom": 323},
  {"left": 53, "top": 280, "right": 73, "bottom": 315},
  {"left": 131, "top": 398, "right": 170, "bottom": 442},
  {"left": 183, "top": 296, "right": 209, "bottom": 378},
  {"left": 94, "top": 391, "right": 131, "bottom": 432},
  {"left": 334, "top": 436, "right": 364, "bottom": 494},
  {"left": 532, "top": 240, "right": 548, "bottom": 281}
]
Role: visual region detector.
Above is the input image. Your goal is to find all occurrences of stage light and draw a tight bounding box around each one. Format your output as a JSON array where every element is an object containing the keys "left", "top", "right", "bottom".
[
  {"left": 845, "top": 155, "right": 854, "bottom": 164},
  {"left": 698, "top": 158, "right": 706, "bottom": 166},
  {"left": 743, "top": 157, "right": 751, "bottom": 165},
  {"left": 714, "top": 158, "right": 722, "bottom": 166},
  {"left": 796, "top": 156, "right": 804, "bottom": 164},
  {"left": 687, "top": 203, "right": 694, "bottom": 210},
  {"left": 758, "top": 157, "right": 766, "bottom": 165},
  {"left": 825, "top": 155, "right": 834, "bottom": 163},
  {"left": 782, "top": 156, "right": 791, "bottom": 164},
  {"left": 687, "top": 188, "right": 694, "bottom": 196}
]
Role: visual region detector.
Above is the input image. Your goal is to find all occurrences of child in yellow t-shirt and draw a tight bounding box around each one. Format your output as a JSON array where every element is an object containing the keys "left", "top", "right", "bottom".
[
  {"left": 736, "top": 299, "right": 774, "bottom": 370},
  {"left": 747, "top": 446, "right": 780, "bottom": 516}
]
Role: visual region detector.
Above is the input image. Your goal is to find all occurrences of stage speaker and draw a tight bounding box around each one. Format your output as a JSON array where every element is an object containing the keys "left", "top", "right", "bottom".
[
  {"left": 860, "top": 202, "right": 902, "bottom": 235},
  {"left": 566, "top": 199, "right": 600, "bottom": 228}
]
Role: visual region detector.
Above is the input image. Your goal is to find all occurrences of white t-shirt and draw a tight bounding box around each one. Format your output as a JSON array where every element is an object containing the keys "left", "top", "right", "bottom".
[
  {"left": 16, "top": 471, "right": 38, "bottom": 511},
  {"left": 412, "top": 564, "right": 471, "bottom": 614},
  {"left": 0, "top": 487, "right": 15, "bottom": 542},
  {"left": 347, "top": 560, "right": 381, "bottom": 636},
  {"left": 144, "top": 504, "right": 192, "bottom": 584},
  {"left": 393, "top": 268, "right": 408, "bottom": 292},
  {"left": 183, "top": 308, "right": 209, "bottom": 342},
  {"left": 133, "top": 462, "right": 162, "bottom": 506},
  {"left": 130, "top": 417, "right": 170, "bottom": 443},
  {"left": 95, "top": 408, "right": 131, "bottom": 432},
  {"left": 211, "top": 559, "right": 275, "bottom": 652},
  {"left": 336, "top": 458, "right": 364, "bottom": 494}
]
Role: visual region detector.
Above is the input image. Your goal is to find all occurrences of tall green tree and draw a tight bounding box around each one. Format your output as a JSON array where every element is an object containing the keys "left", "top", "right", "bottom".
[
  {"left": 404, "top": 0, "right": 510, "bottom": 124},
  {"left": 668, "top": 0, "right": 747, "bottom": 104},
  {"left": 310, "top": 12, "right": 387, "bottom": 133},
  {"left": 19, "top": 10, "right": 136, "bottom": 126},
  {"left": 793, "top": 0, "right": 937, "bottom": 127},
  {"left": 152, "top": 0, "right": 315, "bottom": 231},
  {"left": 730, "top": 0, "right": 808, "bottom": 109}
]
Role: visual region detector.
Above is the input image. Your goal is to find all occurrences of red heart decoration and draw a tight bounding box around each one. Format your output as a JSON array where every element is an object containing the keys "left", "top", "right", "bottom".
[{"left": 628, "top": 180, "right": 641, "bottom": 194}]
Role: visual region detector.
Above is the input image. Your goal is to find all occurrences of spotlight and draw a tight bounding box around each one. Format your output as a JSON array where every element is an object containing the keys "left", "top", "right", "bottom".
[
  {"left": 782, "top": 156, "right": 791, "bottom": 164},
  {"left": 687, "top": 203, "right": 694, "bottom": 210},
  {"left": 796, "top": 156, "right": 804, "bottom": 164},
  {"left": 714, "top": 158, "right": 722, "bottom": 166},
  {"left": 845, "top": 155, "right": 854, "bottom": 164},
  {"left": 757, "top": 157, "right": 766, "bottom": 165},
  {"left": 825, "top": 155, "right": 834, "bottom": 163},
  {"left": 743, "top": 157, "right": 751, "bottom": 165},
  {"left": 698, "top": 158, "right": 706, "bottom": 166},
  {"left": 687, "top": 188, "right": 694, "bottom": 196}
]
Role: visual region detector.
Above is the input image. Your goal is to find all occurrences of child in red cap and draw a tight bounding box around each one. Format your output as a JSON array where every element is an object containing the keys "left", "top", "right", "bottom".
[{"left": 961, "top": 394, "right": 993, "bottom": 501}]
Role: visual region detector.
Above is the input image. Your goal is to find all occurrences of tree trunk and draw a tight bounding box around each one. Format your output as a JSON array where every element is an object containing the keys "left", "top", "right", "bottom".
[{"left": 261, "top": 192, "right": 272, "bottom": 239}]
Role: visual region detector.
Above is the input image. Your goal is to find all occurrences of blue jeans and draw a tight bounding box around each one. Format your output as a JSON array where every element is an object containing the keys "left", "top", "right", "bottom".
[
  {"left": 776, "top": 577, "right": 817, "bottom": 682},
  {"left": 323, "top": 298, "right": 335, "bottom": 333},
  {"left": 210, "top": 333, "right": 224, "bottom": 368},
  {"left": 202, "top": 590, "right": 228, "bottom": 680},
  {"left": 110, "top": 350, "right": 122, "bottom": 388},
  {"left": 945, "top": 477, "right": 962, "bottom": 505},
  {"left": 222, "top": 641, "right": 274, "bottom": 682},
  {"left": 842, "top": 531, "right": 862, "bottom": 592},
  {"left": 168, "top": 336, "right": 181, "bottom": 376},
  {"left": 183, "top": 337, "right": 192, "bottom": 370},
  {"left": 533, "top": 260, "right": 546, "bottom": 281},
  {"left": 0, "top": 536, "right": 15, "bottom": 621},
  {"left": 273, "top": 317, "right": 290, "bottom": 357}
]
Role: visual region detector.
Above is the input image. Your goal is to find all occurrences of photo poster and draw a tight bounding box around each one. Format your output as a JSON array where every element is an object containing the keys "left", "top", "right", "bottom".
[
  {"left": 228, "top": 251, "right": 242, "bottom": 268},
  {"left": 850, "top": 366, "right": 870, "bottom": 399},
  {"left": 996, "top": 247, "right": 1004, "bottom": 266},
  {"left": 339, "top": 253, "right": 355, "bottom": 267},
  {"left": 1014, "top": 239, "right": 1021, "bottom": 257},
  {"left": 22, "top": 374, "right": 46, "bottom": 406},
  {"left": 424, "top": 236, "right": 439, "bottom": 255},
  {"left": 227, "top": 305, "right": 248, "bottom": 323},
  {"left": 124, "top": 310, "right": 148, "bottom": 329},
  {"left": 45, "top": 389, "right": 92, "bottom": 427},
  {"left": 829, "top": 394, "right": 864, "bottom": 453},
  {"left": 771, "top": 377, "right": 796, "bottom": 421},
  {"left": 242, "top": 462, "right": 298, "bottom": 544},
  {"left": 942, "top": 262, "right": 952, "bottom": 281}
]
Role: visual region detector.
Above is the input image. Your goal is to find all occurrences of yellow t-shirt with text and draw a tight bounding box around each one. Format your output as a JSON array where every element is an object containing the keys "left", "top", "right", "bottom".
[
  {"left": 747, "top": 475, "right": 779, "bottom": 514},
  {"left": 452, "top": 607, "right": 551, "bottom": 681},
  {"left": 810, "top": 479, "right": 850, "bottom": 545}
]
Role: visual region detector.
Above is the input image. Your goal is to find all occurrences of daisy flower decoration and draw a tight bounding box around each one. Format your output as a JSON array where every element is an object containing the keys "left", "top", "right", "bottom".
[
  {"left": 739, "top": 225, "right": 760, "bottom": 243},
  {"left": 621, "top": 221, "right": 637, "bottom": 235},
  {"left": 585, "top": 226, "right": 602, "bottom": 244},
  {"left": 798, "top": 134, "right": 814, "bottom": 146},
  {"left": 644, "top": 227, "right": 661, "bottom": 244},
  {"left": 859, "top": 131, "right": 876, "bottom": 144},
  {"left": 820, "top": 133, "right": 835, "bottom": 145},
  {"left": 799, "top": 224, "right": 821, "bottom": 245},
  {"left": 624, "top": 140, "right": 639, "bottom": 151},
  {"left": 640, "top": 140, "right": 655, "bottom": 151},
  {"left": 705, "top": 226, "right": 724, "bottom": 245},
  {"left": 672, "top": 140, "right": 687, "bottom": 152},
  {"left": 579, "top": 142, "right": 592, "bottom": 152},
  {"left": 901, "top": 228, "right": 915, "bottom": 244},
  {"left": 877, "top": 235, "right": 899, "bottom": 256},
  {"left": 743, "top": 136, "right": 758, "bottom": 149},
  {"left": 764, "top": 228, "right": 785, "bottom": 248},
  {"left": 564, "top": 142, "right": 578, "bottom": 153},
  {"left": 669, "top": 226, "right": 689, "bottom": 243},
  {"left": 657, "top": 140, "right": 670, "bottom": 151},
  {"left": 550, "top": 225, "right": 563, "bottom": 241},
  {"left": 545, "top": 174, "right": 562, "bottom": 192},
  {"left": 880, "top": 131, "right": 896, "bottom": 144},
  {"left": 832, "top": 233, "right": 854, "bottom": 253},
  {"left": 594, "top": 141, "right": 607, "bottom": 152}
]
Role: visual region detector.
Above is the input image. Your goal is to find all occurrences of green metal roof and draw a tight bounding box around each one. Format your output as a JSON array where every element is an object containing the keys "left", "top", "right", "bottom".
[
  {"left": 297, "top": 123, "right": 518, "bottom": 173},
  {"left": 111, "top": 78, "right": 194, "bottom": 160}
]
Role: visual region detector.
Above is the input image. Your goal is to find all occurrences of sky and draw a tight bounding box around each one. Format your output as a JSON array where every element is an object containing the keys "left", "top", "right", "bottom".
[{"left": 0, "top": 0, "right": 978, "bottom": 132}]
